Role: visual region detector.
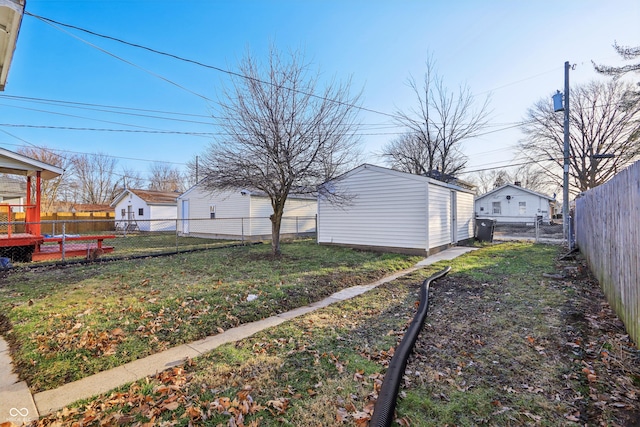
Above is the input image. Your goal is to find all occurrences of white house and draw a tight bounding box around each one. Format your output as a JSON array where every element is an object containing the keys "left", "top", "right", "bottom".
[
  {"left": 111, "top": 189, "right": 179, "bottom": 232},
  {"left": 475, "top": 184, "right": 556, "bottom": 224},
  {"left": 176, "top": 183, "right": 317, "bottom": 240},
  {"left": 317, "top": 164, "right": 475, "bottom": 255},
  {"left": 0, "top": 175, "right": 26, "bottom": 211}
]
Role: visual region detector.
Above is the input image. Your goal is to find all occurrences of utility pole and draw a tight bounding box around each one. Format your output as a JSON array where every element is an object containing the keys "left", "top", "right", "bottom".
[{"left": 562, "top": 61, "right": 570, "bottom": 247}]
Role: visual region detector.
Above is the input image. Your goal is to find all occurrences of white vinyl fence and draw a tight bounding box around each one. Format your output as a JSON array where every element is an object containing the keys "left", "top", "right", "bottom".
[{"left": 575, "top": 160, "right": 640, "bottom": 346}]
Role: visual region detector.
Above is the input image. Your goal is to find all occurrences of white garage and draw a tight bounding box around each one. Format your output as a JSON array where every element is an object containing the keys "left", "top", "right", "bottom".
[{"left": 317, "top": 164, "right": 475, "bottom": 255}]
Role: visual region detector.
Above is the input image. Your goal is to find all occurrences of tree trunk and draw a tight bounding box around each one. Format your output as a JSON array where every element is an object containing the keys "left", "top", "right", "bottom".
[{"left": 270, "top": 205, "right": 284, "bottom": 256}]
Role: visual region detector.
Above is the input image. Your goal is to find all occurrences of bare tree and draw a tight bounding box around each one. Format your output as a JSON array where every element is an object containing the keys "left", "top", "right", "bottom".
[
  {"left": 121, "top": 167, "right": 145, "bottom": 190},
  {"left": 468, "top": 164, "right": 553, "bottom": 195},
  {"left": 198, "top": 46, "right": 362, "bottom": 255},
  {"left": 147, "top": 162, "right": 185, "bottom": 192},
  {"left": 70, "top": 152, "right": 121, "bottom": 204},
  {"left": 520, "top": 79, "right": 640, "bottom": 194},
  {"left": 17, "top": 146, "right": 70, "bottom": 211},
  {"left": 593, "top": 42, "right": 640, "bottom": 77},
  {"left": 385, "top": 58, "right": 490, "bottom": 178},
  {"left": 382, "top": 132, "right": 432, "bottom": 175},
  {"left": 593, "top": 42, "right": 640, "bottom": 109}
]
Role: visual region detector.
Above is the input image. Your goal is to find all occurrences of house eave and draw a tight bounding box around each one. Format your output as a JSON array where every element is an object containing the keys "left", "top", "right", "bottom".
[{"left": 0, "top": 0, "right": 25, "bottom": 91}]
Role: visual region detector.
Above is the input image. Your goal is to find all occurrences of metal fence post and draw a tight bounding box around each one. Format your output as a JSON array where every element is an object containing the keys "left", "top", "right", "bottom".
[
  {"left": 61, "top": 222, "right": 66, "bottom": 262},
  {"left": 535, "top": 216, "right": 539, "bottom": 242},
  {"left": 175, "top": 219, "right": 179, "bottom": 253},
  {"left": 241, "top": 218, "right": 245, "bottom": 242}
]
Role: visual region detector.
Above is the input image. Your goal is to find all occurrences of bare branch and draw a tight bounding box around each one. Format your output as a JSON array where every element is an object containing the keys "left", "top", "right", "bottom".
[
  {"left": 197, "top": 45, "right": 362, "bottom": 255},
  {"left": 385, "top": 57, "right": 490, "bottom": 179},
  {"left": 519, "top": 79, "right": 640, "bottom": 194}
]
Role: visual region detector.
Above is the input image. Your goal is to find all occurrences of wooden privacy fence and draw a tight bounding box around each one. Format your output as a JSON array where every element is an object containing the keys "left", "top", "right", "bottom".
[
  {"left": 11, "top": 211, "right": 115, "bottom": 234},
  {"left": 575, "top": 160, "right": 640, "bottom": 346}
]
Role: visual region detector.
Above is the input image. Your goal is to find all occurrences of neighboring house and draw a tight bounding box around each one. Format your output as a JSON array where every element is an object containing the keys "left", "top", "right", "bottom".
[
  {"left": 0, "top": 175, "right": 26, "bottom": 211},
  {"left": 317, "top": 164, "right": 475, "bottom": 255},
  {"left": 475, "top": 183, "right": 556, "bottom": 224},
  {"left": 110, "top": 189, "right": 179, "bottom": 232},
  {"left": 177, "top": 183, "right": 317, "bottom": 240}
]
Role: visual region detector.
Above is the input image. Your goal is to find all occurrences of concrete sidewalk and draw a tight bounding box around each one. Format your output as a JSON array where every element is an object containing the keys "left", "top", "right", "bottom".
[{"left": 2, "top": 246, "right": 477, "bottom": 423}]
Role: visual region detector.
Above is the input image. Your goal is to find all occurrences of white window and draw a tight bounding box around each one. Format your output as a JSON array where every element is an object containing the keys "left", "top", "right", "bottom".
[
  {"left": 519, "top": 201, "right": 526, "bottom": 215},
  {"left": 492, "top": 202, "right": 501, "bottom": 214}
]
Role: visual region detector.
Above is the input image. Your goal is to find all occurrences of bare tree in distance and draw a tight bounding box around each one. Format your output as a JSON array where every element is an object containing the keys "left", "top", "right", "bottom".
[
  {"left": 147, "top": 162, "right": 185, "bottom": 192},
  {"left": 121, "top": 167, "right": 145, "bottom": 190},
  {"left": 198, "top": 46, "right": 362, "bottom": 256},
  {"left": 467, "top": 163, "right": 554, "bottom": 196},
  {"left": 71, "top": 152, "right": 121, "bottom": 204},
  {"left": 520, "top": 79, "right": 640, "bottom": 194},
  {"left": 17, "top": 146, "right": 70, "bottom": 212},
  {"left": 384, "top": 58, "right": 490, "bottom": 178}
]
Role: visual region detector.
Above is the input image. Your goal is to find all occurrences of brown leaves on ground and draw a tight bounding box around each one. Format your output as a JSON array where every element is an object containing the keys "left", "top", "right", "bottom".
[
  {"left": 32, "top": 361, "right": 284, "bottom": 426},
  {"left": 34, "top": 323, "right": 127, "bottom": 358}
]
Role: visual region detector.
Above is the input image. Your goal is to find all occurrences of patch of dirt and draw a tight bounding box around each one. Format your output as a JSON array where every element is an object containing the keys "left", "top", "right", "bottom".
[
  {"left": 0, "top": 312, "right": 11, "bottom": 334},
  {"left": 403, "top": 254, "right": 640, "bottom": 426}
]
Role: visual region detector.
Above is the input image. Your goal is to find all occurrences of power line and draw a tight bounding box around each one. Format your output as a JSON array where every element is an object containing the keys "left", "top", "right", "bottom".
[
  {"left": 0, "top": 140, "right": 188, "bottom": 166},
  {"left": 26, "top": 11, "right": 398, "bottom": 119},
  {"left": 0, "top": 94, "right": 212, "bottom": 118},
  {"left": 0, "top": 123, "right": 214, "bottom": 136},
  {"left": 463, "top": 158, "right": 556, "bottom": 174}
]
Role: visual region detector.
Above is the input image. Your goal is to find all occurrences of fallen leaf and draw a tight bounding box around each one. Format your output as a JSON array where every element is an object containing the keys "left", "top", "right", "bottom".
[
  {"left": 336, "top": 407, "right": 349, "bottom": 422},
  {"left": 162, "top": 401, "right": 180, "bottom": 411}
]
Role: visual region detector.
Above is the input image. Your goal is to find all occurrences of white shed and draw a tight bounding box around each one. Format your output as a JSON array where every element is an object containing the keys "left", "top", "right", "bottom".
[
  {"left": 176, "top": 183, "right": 317, "bottom": 240},
  {"left": 111, "top": 189, "right": 179, "bottom": 232},
  {"left": 317, "top": 164, "right": 475, "bottom": 255},
  {"left": 474, "top": 184, "right": 556, "bottom": 224}
]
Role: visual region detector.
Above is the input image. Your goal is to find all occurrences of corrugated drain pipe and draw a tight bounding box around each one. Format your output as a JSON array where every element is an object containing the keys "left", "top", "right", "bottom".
[{"left": 369, "top": 266, "right": 451, "bottom": 427}]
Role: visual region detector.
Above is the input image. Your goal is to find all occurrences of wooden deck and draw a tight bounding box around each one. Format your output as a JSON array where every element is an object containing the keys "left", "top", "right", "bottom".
[{"left": 0, "top": 233, "right": 115, "bottom": 261}]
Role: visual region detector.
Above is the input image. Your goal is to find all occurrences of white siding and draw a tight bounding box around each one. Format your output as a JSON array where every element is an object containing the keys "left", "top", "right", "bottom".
[
  {"left": 428, "top": 184, "right": 452, "bottom": 248},
  {"left": 475, "top": 186, "right": 553, "bottom": 222},
  {"left": 248, "top": 196, "right": 317, "bottom": 236},
  {"left": 177, "top": 186, "right": 317, "bottom": 238},
  {"left": 148, "top": 204, "right": 177, "bottom": 231},
  {"left": 456, "top": 191, "right": 475, "bottom": 241},
  {"left": 281, "top": 198, "right": 317, "bottom": 235},
  {"left": 114, "top": 192, "right": 150, "bottom": 231},
  {"left": 178, "top": 187, "right": 250, "bottom": 236},
  {"left": 318, "top": 166, "right": 428, "bottom": 251}
]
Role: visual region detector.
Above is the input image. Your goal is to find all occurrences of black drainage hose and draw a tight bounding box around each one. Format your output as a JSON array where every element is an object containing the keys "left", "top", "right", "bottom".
[{"left": 369, "top": 266, "right": 451, "bottom": 427}]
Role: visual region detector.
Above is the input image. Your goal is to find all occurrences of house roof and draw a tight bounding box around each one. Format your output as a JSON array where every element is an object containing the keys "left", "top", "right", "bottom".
[
  {"left": 476, "top": 184, "right": 555, "bottom": 201},
  {"left": 0, "top": 146, "right": 64, "bottom": 179},
  {"left": 110, "top": 188, "right": 180, "bottom": 207},
  {"left": 326, "top": 163, "right": 475, "bottom": 194},
  {"left": 0, "top": 175, "right": 26, "bottom": 197},
  {"left": 179, "top": 181, "right": 317, "bottom": 200}
]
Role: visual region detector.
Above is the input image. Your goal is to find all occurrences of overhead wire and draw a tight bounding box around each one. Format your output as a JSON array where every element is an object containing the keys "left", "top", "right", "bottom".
[
  {"left": 12, "top": 12, "right": 588, "bottom": 178},
  {"left": 25, "top": 11, "right": 399, "bottom": 119}
]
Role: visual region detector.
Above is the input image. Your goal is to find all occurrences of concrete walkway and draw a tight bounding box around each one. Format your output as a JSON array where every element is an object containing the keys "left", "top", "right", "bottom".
[{"left": 1, "top": 246, "right": 477, "bottom": 424}]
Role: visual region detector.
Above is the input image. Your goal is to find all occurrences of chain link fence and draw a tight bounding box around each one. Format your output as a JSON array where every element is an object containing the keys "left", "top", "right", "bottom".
[
  {"left": 476, "top": 215, "right": 564, "bottom": 243},
  {"left": 0, "top": 216, "right": 317, "bottom": 266}
]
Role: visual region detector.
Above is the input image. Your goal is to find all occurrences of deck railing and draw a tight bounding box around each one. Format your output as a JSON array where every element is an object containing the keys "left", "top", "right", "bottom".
[{"left": 0, "top": 203, "right": 38, "bottom": 237}]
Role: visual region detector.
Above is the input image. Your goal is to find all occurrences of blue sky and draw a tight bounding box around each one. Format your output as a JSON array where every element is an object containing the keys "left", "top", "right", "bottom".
[{"left": 1, "top": 0, "right": 638, "bottom": 185}]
